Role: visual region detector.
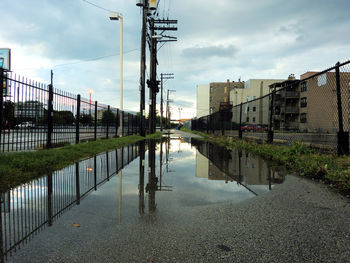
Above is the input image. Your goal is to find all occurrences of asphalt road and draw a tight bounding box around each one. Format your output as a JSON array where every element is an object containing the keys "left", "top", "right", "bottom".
[{"left": 8, "top": 131, "right": 350, "bottom": 263}]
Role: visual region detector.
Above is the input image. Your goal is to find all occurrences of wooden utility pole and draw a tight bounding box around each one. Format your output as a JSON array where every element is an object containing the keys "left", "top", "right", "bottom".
[
  {"left": 139, "top": 0, "right": 148, "bottom": 136},
  {"left": 160, "top": 73, "right": 174, "bottom": 131}
]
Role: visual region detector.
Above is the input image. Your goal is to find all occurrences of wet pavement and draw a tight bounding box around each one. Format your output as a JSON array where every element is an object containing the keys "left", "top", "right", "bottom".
[{"left": 4, "top": 130, "right": 350, "bottom": 262}]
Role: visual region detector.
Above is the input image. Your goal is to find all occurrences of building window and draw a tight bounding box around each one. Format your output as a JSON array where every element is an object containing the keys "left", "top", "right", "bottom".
[
  {"left": 318, "top": 74, "right": 327, "bottom": 86},
  {"left": 246, "top": 117, "right": 249, "bottom": 122},
  {"left": 253, "top": 96, "right": 256, "bottom": 100},
  {"left": 210, "top": 96, "right": 212, "bottom": 103},
  {"left": 300, "top": 97, "right": 307, "bottom": 107},
  {"left": 300, "top": 113, "right": 307, "bottom": 123},
  {"left": 253, "top": 106, "right": 256, "bottom": 112},
  {"left": 252, "top": 117, "right": 256, "bottom": 123},
  {"left": 210, "top": 86, "right": 213, "bottom": 93},
  {"left": 247, "top": 107, "right": 250, "bottom": 112},
  {"left": 301, "top": 81, "right": 307, "bottom": 92}
]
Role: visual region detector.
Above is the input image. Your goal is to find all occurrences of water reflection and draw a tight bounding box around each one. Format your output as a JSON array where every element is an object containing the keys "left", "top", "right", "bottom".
[
  {"left": 0, "top": 137, "right": 285, "bottom": 262},
  {"left": 191, "top": 138, "right": 284, "bottom": 195}
]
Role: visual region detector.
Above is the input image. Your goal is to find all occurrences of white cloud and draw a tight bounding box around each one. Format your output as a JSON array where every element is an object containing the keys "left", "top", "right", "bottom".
[{"left": 1, "top": 0, "right": 350, "bottom": 118}]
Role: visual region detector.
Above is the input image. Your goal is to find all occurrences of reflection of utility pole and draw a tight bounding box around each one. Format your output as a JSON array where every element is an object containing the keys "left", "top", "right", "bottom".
[
  {"left": 138, "top": 141, "right": 145, "bottom": 215},
  {"left": 147, "top": 140, "right": 157, "bottom": 212},
  {"left": 166, "top": 89, "right": 176, "bottom": 127},
  {"left": 160, "top": 74, "right": 174, "bottom": 131},
  {"left": 159, "top": 140, "right": 163, "bottom": 191}
]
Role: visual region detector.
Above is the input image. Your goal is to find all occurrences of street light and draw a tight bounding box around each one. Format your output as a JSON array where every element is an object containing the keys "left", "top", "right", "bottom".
[{"left": 109, "top": 12, "right": 123, "bottom": 136}]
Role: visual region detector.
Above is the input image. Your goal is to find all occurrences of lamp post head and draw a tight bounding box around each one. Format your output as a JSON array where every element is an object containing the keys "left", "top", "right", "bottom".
[{"left": 109, "top": 12, "right": 122, "bottom": 20}]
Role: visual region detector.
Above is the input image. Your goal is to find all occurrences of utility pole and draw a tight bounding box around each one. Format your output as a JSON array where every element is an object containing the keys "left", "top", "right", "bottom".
[
  {"left": 160, "top": 73, "right": 174, "bottom": 131},
  {"left": 137, "top": 0, "right": 148, "bottom": 137},
  {"left": 147, "top": 18, "right": 177, "bottom": 134},
  {"left": 166, "top": 89, "right": 176, "bottom": 127}
]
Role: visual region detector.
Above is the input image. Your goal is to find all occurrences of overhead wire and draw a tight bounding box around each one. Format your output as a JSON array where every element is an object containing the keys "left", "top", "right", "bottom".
[{"left": 80, "top": 0, "right": 113, "bottom": 13}]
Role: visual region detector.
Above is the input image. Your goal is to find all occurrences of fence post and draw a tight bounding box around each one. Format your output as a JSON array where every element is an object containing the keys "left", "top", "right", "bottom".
[
  {"left": 267, "top": 91, "right": 274, "bottom": 144},
  {"left": 335, "top": 62, "right": 349, "bottom": 155},
  {"left": 0, "top": 68, "right": 4, "bottom": 148},
  {"left": 106, "top": 105, "right": 110, "bottom": 139},
  {"left": 116, "top": 109, "right": 119, "bottom": 137},
  {"left": 47, "top": 84, "right": 53, "bottom": 148},
  {"left": 76, "top": 94, "right": 80, "bottom": 144},
  {"left": 239, "top": 103, "right": 243, "bottom": 139},
  {"left": 94, "top": 101, "right": 97, "bottom": 141},
  {"left": 122, "top": 111, "right": 124, "bottom": 136},
  {"left": 128, "top": 113, "right": 130, "bottom": 135}
]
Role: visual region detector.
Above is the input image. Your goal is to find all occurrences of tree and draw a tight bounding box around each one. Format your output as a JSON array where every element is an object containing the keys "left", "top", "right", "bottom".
[
  {"left": 101, "top": 110, "right": 116, "bottom": 125},
  {"left": 80, "top": 113, "right": 93, "bottom": 125},
  {"left": 53, "top": 110, "right": 75, "bottom": 125}
]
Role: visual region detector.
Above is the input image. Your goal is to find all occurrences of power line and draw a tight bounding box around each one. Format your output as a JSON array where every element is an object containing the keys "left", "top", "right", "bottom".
[
  {"left": 15, "top": 49, "right": 139, "bottom": 71},
  {"left": 80, "top": 0, "right": 113, "bottom": 12}
]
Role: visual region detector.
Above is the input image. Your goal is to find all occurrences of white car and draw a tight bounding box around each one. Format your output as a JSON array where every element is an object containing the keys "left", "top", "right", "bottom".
[{"left": 15, "top": 121, "right": 35, "bottom": 129}]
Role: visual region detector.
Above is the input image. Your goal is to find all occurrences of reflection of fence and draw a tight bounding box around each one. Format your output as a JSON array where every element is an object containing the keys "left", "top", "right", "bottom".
[
  {"left": 0, "top": 143, "right": 139, "bottom": 261},
  {"left": 192, "top": 61, "right": 350, "bottom": 155},
  {"left": 0, "top": 70, "right": 140, "bottom": 152}
]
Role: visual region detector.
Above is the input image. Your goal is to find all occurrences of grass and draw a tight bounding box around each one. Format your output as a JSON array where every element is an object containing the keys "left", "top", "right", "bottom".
[
  {"left": 181, "top": 128, "right": 350, "bottom": 195},
  {"left": 0, "top": 133, "right": 162, "bottom": 192}
]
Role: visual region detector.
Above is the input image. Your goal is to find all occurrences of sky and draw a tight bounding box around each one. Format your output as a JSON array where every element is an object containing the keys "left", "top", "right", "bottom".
[{"left": 1, "top": 0, "right": 350, "bottom": 119}]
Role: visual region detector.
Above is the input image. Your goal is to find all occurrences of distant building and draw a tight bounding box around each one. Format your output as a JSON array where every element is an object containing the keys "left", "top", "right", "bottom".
[
  {"left": 230, "top": 79, "right": 285, "bottom": 126},
  {"left": 209, "top": 80, "right": 244, "bottom": 114},
  {"left": 14, "top": 101, "right": 45, "bottom": 119},
  {"left": 196, "top": 84, "right": 210, "bottom": 118}
]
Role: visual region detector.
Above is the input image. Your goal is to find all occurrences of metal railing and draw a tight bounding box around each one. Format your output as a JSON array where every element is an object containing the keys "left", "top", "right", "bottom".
[
  {"left": 0, "top": 143, "right": 139, "bottom": 261},
  {"left": 191, "top": 60, "right": 350, "bottom": 155},
  {"left": 0, "top": 70, "right": 140, "bottom": 152}
]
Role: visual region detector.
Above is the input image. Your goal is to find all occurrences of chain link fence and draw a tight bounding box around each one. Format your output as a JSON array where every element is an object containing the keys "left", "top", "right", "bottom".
[{"left": 192, "top": 61, "right": 350, "bottom": 155}]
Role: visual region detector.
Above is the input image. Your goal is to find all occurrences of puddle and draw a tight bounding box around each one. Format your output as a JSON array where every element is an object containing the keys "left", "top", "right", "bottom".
[{"left": 0, "top": 137, "right": 285, "bottom": 261}]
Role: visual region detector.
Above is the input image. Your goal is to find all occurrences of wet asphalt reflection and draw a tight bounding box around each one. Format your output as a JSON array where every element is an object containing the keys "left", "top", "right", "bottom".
[{"left": 1, "top": 136, "right": 285, "bottom": 261}]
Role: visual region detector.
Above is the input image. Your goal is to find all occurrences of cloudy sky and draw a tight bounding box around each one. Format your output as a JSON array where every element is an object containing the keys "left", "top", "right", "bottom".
[{"left": 1, "top": 0, "right": 349, "bottom": 119}]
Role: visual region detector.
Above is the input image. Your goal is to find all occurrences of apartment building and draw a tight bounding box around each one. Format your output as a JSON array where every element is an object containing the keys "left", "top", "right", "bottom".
[
  {"left": 269, "top": 74, "right": 300, "bottom": 131},
  {"left": 230, "top": 79, "right": 285, "bottom": 126},
  {"left": 299, "top": 71, "right": 350, "bottom": 133}
]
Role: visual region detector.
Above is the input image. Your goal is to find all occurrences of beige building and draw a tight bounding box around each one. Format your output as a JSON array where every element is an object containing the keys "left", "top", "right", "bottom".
[
  {"left": 299, "top": 71, "right": 350, "bottom": 133},
  {"left": 230, "top": 79, "right": 284, "bottom": 126},
  {"left": 196, "top": 84, "right": 210, "bottom": 118}
]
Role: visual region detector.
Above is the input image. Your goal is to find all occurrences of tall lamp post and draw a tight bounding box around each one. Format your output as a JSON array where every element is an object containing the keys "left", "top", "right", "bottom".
[{"left": 109, "top": 12, "right": 123, "bottom": 136}]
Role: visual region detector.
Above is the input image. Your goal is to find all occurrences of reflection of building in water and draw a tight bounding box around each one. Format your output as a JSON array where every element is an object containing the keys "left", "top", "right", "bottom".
[
  {"left": 196, "top": 151, "right": 209, "bottom": 178},
  {"left": 193, "top": 139, "right": 284, "bottom": 186},
  {"left": 231, "top": 149, "right": 270, "bottom": 185}
]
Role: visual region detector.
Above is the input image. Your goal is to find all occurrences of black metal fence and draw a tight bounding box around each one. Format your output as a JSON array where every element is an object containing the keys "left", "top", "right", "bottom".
[
  {"left": 0, "top": 70, "right": 140, "bottom": 152},
  {"left": 0, "top": 143, "right": 139, "bottom": 261},
  {"left": 192, "top": 61, "right": 350, "bottom": 155}
]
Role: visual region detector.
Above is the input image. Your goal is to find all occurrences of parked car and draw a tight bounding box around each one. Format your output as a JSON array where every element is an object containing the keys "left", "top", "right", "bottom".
[
  {"left": 240, "top": 125, "right": 255, "bottom": 132},
  {"left": 253, "top": 125, "right": 267, "bottom": 132},
  {"left": 241, "top": 125, "right": 267, "bottom": 132},
  {"left": 15, "top": 121, "right": 35, "bottom": 129}
]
